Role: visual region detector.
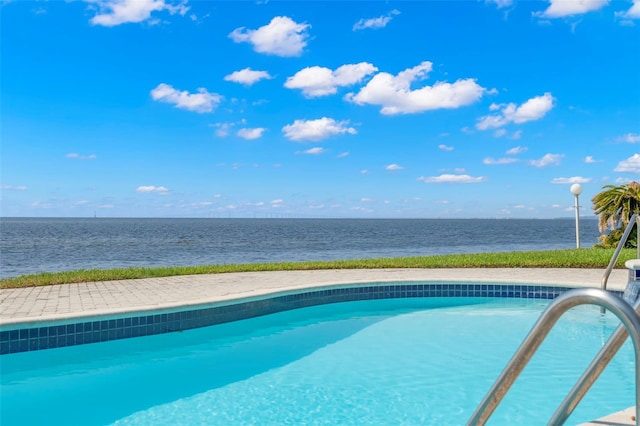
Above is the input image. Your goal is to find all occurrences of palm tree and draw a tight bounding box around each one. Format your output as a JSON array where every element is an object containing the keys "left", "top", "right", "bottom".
[{"left": 591, "top": 181, "right": 640, "bottom": 248}]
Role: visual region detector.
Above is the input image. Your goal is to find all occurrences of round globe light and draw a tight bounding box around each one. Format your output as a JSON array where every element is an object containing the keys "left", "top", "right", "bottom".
[{"left": 570, "top": 183, "right": 583, "bottom": 196}]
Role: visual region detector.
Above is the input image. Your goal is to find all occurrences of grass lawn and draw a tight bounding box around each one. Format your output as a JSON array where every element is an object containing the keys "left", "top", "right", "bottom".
[{"left": 0, "top": 248, "right": 636, "bottom": 289}]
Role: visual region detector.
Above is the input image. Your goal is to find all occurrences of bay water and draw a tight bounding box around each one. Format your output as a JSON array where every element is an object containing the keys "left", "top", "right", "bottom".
[{"left": 0, "top": 218, "right": 600, "bottom": 278}]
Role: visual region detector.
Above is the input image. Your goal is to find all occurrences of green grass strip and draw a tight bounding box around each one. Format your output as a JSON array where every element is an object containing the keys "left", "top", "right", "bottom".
[{"left": 0, "top": 248, "right": 635, "bottom": 289}]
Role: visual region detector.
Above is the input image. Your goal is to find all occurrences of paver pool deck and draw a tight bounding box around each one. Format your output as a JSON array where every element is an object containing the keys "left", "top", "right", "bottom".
[{"left": 0, "top": 268, "right": 636, "bottom": 425}]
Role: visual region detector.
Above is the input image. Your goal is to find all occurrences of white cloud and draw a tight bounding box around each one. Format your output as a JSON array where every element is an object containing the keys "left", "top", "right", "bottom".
[
  {"left": 618, "top": 132, "right": 640, "bottom": 143},
  {"left": 151, "top": 83, "right": 222, "bottom": 113},
  {"left": 483, "top": 157, "right": 518, "bottom": 165},
  {"left": 506, "top": 146, "right": 527, "bottom": 155},
  {"left": 136, "top": 185, "right": 170, "bottom": 194},
  {"left": 511, "top": 130, "right": 522, "bottom": 139},
  {"left": 584, "top": 155, "right": 600, "bottom": 163},
  {"left": 237, "top": 127, "right": 266, "bottom": 140},
  {"left": 615, "top": 0, "right": 640, "bottom": 20},
  {"left": 476, "top": 93, "right": 555, "bottom": 130},
  {"left": 528, "top": 153, "right": 564, "bottom": 167},
  {"left": 297, "top": 147, "right": 326, "bottom": 155},
  {"left": 345, "top": 61, "right": 486, "bottom": 115},
  {"left": 550, "top": 176, "right": 592, "bottom": 184},
  {"left": 360, "top": 169, "right": 369, "bottom": 174},
  {"left": 438, "top": 144, "right": 454, "bottom": 151},
  {"left": 534, "top": 0, "right": 609, "bottom": 18},
  {"left": 337, "top": 152, "right": 350, "bottom": 158},
  {"left": 66, "top": 153, "right": 97, "bottom": 160},
  {"left": 86, "top": 0, "right": 189, "bottom": 27},
  {"left": 485, "top": 0, "right": 513, "bottom": 9},
  {"left": 224, "top": 68, "right": 273, "bottom": 86},
  {"left": 614, "top": 153, "right": 640, "bottom": 173},
  {"left": 417, "top": 174, "right": 487, "bottom": 183},
  {"left": 282, "top": 117, "right": 357, "bottom": 141},
  {"left": 285, "top": 63, "right": 378, "bottom": 97},
  {"left": 1, "top": 185, "right": 28, "bottom": 190},
  {"left": 385, "top": 163, "right": 404, "bottom": 170},
  {"left": 494, "top": 129, "right": 507, "bottom": 138},
  {"left": 229, "top": 16, "right": 310, "bottom": 57},
  {"left": 353, "top": 9, "right": 400, "bottom": 31},
  {"left": 213, "top": 122, "right": 234, "bottom": 137}
]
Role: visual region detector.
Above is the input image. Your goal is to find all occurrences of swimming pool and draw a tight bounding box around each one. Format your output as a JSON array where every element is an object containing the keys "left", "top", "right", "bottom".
[{"left": 0, "top": 294, "right": 634, "bottom": 425}]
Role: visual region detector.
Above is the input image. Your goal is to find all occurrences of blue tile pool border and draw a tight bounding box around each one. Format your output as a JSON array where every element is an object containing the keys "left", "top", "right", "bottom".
[{"left": 0, "top": 282, "right": 624, "bottom": 355}]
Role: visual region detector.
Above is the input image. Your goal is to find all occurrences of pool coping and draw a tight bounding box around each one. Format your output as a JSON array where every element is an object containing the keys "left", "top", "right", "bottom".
[{"left": 0, "top": 268, "right": 629, "bottom": 326}]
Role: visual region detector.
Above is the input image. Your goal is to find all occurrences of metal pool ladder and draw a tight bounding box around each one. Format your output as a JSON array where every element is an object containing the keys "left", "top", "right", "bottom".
[
  {"left": 467, "top": 289, "right": 640, "bottom": 425},
  {"left": 468, "top": 216, "right": 640, "bottom": 426},
  {"left": 467, "top": 214, "right": 640, "bottom": 426}
]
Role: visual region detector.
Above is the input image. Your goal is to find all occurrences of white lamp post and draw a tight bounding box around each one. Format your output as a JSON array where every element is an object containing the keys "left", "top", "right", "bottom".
[{"left": 570, "top": 183, "right": 583, "bottom": 248}]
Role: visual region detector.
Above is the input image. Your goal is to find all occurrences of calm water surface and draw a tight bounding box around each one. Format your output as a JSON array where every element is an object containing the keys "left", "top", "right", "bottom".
[{"left": 0, "top": 218, "right": 600, "bottom": 278}]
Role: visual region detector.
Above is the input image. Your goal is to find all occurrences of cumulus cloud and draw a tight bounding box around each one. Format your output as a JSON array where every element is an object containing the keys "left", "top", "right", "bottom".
[
  {"left": 86, "top": 0, "right": 189, "bottom": 27},
  {"left": 506, "top": 146, "right": 527, "bottom": 155},
  {"left": 136, "top": 185, "right": 170, "bottom": 194},
  {"left": 229, "top": 16, "right": 310, "bottom": 57},
  {"left": 345, "top": 61, "right": 486, "bottom": 115},
  {"left": 614, "top": 153, "right": 640, "bottom": 173},
  {"left": 615, "top": 0, "right": 640, "bottom": 21},
  {"left": 237, "top": 127, "right": 266, "bottom": 140},
  {"left": 438, "top": 144, "right": 454, "bottom": 151},
  {"left": 483, "top": 157, "right": 518, "bottom": 165},
  {"left": 550, "top": 176, "right": 592, "bottom": 184},
  {"left": 224, "top": 68, "right": 273, "bottom": 86},
  {"left": 476, "top": 93, "right": 555, "bottom": 130},
  {"left": 66, "top": 153, "right": 97, "bottom": 160},
  {"left": 353, "top": 9, "right": 400, "bottom": 31},
  {"left": 151, "top": 83, "right": 222, "bottom": 113},
  {"left": 385, "top": 163, "right": 404, "bottom": 170},
  {"left": 585, "top": 155, "right": 600, "bottom": 163},
  {"left": 337, "top": 152, "right": 350, "bottom": 158},
  {"left": 534, "top": 0, "right": 609, "bottom": 18},
  {"left": 285, "top": 62, "right": 378, "bottom": 97},
  {"left": 417, "top": 174, "right": 487, "bottom": 183},
  {"left": 282, "top": 117, "right": 357, "bottom": 141},
  {"left": 618, "top": 132, "right": 640, "bottom": 143},
  {"left": 529, "top": 153, "right": 564, "bottom": 167}
]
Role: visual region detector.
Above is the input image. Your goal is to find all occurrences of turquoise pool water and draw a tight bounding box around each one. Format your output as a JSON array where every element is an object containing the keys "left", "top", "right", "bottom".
[{"left": 0, "top": 297, "right": 634, "bottom": 425}]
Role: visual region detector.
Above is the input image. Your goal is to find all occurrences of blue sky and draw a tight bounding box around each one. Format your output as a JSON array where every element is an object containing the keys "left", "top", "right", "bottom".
[{"left": 2, "top": 0, "right": 639, "bottom": 218}]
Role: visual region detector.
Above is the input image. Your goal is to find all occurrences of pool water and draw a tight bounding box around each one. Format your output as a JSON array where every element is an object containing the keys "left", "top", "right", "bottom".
[{"left": 0, "top": 297, "right": 634, "bottom": 425}]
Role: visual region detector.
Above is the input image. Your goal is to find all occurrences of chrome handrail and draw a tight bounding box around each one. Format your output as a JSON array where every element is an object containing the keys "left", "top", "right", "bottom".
[
  {"left": 549, "top": 294, "right": 640, "bottom": 424},
  {"left": 601, "top": 213, "right": 639, "bottom": 292},
  {"left": 467, "top": 288, "right": 640, "bottom": 426}
]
